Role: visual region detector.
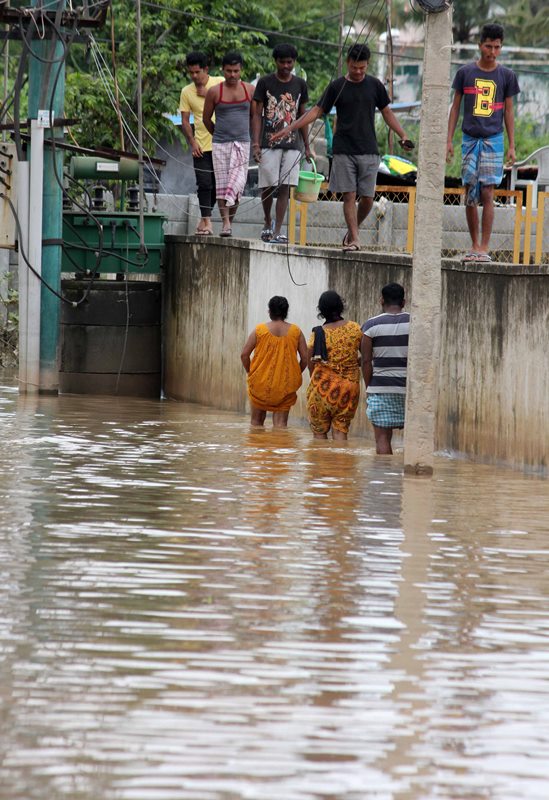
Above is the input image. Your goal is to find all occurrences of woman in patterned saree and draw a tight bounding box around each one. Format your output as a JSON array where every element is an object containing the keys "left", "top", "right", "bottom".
[{"left": 307, "top": 290, "right": 363, "bottom": 440}]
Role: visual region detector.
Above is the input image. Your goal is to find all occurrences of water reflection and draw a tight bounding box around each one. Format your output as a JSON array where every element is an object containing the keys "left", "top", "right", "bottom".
[{"left": 1, "top": 380, "right": 549, "bottom": 799}]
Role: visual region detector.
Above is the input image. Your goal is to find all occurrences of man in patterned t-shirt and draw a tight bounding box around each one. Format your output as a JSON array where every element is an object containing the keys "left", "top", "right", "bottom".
[
  {"left": 446, "top": 23, "right": 520, "bottom": 263},
  {"left": 252, "top": 44, "right": 311, "bottom": 244}
]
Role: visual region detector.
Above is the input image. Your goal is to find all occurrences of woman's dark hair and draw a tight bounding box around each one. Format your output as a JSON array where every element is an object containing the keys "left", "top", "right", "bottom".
[
  {"left": 317, "top": 290, "right": 344, "bottom": 322},
  {"left": 186, "top": 51, "right": 208, "bottom": 69},
  {"left": 347, "top": 43, "right": 371, "bottom": 62},
  {"left": 222, "top": 51, "right": 243, "bottom": 67},
  {"left": 480, "top": 23, "right": 504, "bottom": 43},
  {"left": 268, "top": 295, "right": 289, "bottom": 320},
  {"left": 273, "top": 43, "right": 298, "bottom": 61}
]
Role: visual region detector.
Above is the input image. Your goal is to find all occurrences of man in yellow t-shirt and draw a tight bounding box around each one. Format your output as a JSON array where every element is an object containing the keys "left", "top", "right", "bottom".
[{"left": 180, "top": 52, "right": 223, "bottom": 235}]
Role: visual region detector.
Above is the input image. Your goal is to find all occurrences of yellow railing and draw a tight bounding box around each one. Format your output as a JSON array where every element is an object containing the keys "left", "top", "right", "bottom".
[{"left": 288, "top": 184, "right": 548, "bottom": 265}]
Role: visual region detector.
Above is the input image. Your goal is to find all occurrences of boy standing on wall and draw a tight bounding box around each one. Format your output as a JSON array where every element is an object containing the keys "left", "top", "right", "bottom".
[
  {"left": 180, "top": 52, "right": 224, "bottom": 236},
  {"left": 446, "top": 23, "right": 520, "bottom": 263}
]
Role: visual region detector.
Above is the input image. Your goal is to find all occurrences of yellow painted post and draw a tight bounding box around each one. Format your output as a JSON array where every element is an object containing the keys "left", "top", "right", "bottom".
[
  {"left": 523, "top": 184, "right": 533, "bottom": 265},
  {"left": 406, "top": 187, "right": 416, "bottom": 253},
  {"left": 288, "top": 190, "right": 297, "bottom": 244},
  {"left": 512, "top": 191, "right": 522, "bottom": 264},
  {"left": 535, "top": 192, "right": 547, "bottom": 265},
  {"left": 299, "top": 202, "right": 308, "bottom": 246}
]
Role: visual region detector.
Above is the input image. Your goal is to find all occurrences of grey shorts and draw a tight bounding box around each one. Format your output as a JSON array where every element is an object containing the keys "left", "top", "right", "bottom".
[
  {"left": 258, "top": 148, "right": 301, "bottom": 189},
  {"left": 329, "top": 153, "right": 380, "bottom": 196}
]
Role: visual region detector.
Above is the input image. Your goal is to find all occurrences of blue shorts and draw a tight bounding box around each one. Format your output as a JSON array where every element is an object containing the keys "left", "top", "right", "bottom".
[{"left": 366, "top": 393, "right": 405, "bottom": 429}]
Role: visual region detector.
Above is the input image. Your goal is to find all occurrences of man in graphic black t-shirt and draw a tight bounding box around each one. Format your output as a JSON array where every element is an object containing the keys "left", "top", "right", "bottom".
[
  {"left": 252, "top": 44, "right": 310, "bottom": 244},
  {"left": 271, "top": 43, "right": 413, "bottom": 252}
]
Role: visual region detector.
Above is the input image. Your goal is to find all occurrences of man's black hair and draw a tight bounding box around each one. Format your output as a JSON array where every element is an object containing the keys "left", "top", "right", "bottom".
[
  {"left": 186, "top": 51, "right": 208, "bottom": 69},
  {"left": 381, "top": 283, "right": 405, "bottom": 307},
  {"left": 222, "top": 51, "right": 243, "bottom": 67},
  {"left": 347, "top": 43, "right": 371, "bottom": 62},
  {"left": 273, "top": 43, "right": 298, "bottom": 61},
  {"left": 480, "top": 23, "right": 504, "bottom": 42}
]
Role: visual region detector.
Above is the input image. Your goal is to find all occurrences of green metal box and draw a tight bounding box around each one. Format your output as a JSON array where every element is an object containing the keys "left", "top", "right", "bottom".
[{"left": 62, "top": 211, "right": 165, "bottom": 274}]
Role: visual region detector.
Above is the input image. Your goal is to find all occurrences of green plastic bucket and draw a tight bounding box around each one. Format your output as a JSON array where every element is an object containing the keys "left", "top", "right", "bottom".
[{"left": 295, "top": 158, "right": 324, "bottom": 202}]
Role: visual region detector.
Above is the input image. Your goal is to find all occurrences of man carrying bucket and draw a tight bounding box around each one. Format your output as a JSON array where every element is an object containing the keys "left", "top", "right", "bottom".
[
  {"left": 251, "top": 44, "right": 311, "bottom": 244},
  {"left": 271, "top": 43, "right": 414, "bottom": 252}
]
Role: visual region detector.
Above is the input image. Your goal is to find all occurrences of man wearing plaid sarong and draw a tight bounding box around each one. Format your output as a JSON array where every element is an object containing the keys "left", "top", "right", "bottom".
[
  {"left": 361, "top": 283, "right": 410, "bottom": 455},
  {"left": 446, "top": 23, "right": 520, "bottom": 263}
]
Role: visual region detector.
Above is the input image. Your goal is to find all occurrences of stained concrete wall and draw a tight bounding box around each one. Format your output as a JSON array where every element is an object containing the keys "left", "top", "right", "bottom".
[{"left": 163, "top": 236, "right": 549, "bottom": 473}]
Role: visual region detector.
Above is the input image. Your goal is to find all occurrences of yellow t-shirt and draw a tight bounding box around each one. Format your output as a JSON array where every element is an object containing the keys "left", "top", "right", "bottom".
[{"left": 179, "top": 75, "right": 223, "bottom": 153}]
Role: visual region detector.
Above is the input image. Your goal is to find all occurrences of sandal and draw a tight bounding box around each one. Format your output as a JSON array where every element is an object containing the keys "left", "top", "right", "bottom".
[
  {"left": 260, "top": 223, "right": 274, "bottom": 242},
  {"left": 219, "top": 227, "right": 232, "bottom": 237},
  {"left": 343, "top": 242, "right": 360, "bottom": 252},
  {"left": 196, "top": 228, "right": 213, "bottom": 236},
  {"left": 462, "top": 252, "right": 479, "bottom": 262},
  {"left": 269, "top": 234, "right": 288, "bottom": 244},
  {"left": 474, "top": 253, "right": 492, "bottom": 262}
]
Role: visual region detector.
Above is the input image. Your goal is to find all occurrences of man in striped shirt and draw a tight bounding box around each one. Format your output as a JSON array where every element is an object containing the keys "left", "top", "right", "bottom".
[{"left": 361, "top": 283, "right": 410, "bottom": 454}]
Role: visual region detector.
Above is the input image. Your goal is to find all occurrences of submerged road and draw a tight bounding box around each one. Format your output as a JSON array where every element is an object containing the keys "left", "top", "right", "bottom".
[{"left": 1, "top": 380, "right": 549, "bottom": 799}]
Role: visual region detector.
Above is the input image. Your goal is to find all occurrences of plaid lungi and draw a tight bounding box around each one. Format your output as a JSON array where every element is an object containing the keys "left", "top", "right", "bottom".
[
  {"left": 212, "top": 141, "right": 250, "bottom": 207},
  {"left": 366, "top": 393, "right": 406, "bottom": 429},
  {"left": 461, "top": 132, "right": 504, "bottom": 206}
]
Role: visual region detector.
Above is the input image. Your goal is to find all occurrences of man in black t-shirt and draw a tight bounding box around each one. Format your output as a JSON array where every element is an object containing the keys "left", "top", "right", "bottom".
[
  {"left": 271, "top": 44, "right": 413, "bottom": 252},
  {"left": 252, "top": 44, "right": 311, "bottom": 243}
]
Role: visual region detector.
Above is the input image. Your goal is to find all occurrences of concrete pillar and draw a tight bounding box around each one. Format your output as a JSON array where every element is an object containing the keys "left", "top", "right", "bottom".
[{"left": 403, "top": 8, "right": 453, "bottom": 475}]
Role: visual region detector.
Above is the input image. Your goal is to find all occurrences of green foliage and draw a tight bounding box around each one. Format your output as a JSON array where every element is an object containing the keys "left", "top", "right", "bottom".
[
  {"left": 503, "top": 0, "right": 549, "bottom": 47},
  {"left": 65, "top": 0, "right": 278, "bottom": 153}
]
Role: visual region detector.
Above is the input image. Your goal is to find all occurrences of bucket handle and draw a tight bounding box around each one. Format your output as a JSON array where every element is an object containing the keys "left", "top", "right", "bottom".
[{"left": 301, "top": 156, "right": 317, "bottom": 177}]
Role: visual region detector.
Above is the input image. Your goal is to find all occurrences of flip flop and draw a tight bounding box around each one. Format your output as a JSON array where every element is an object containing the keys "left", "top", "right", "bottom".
[
  {"left": 343, "top": 243, "right": 360, "bottom": 252},
  {"left": 474, "top": 253, "right": 492, "bottom": 262},
  {"left": 196, "top": 229, "right": 213, "bottom": 236},
  {"left": 462, "top": 252, "right": 479, "bottom": 262},
  {"left": 260, "top": 223, "right": 274, "bottom": 242},
  {"left": 219, "top": 228, "right": 232, "bottom": 238},
  {"left": 342, "top": 232, "right": 351, "bottom": 247}
]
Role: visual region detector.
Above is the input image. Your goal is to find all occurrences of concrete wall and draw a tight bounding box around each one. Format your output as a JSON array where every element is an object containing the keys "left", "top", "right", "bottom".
[{"left": 163, "top": 236, "right": 549, "bottom": 474}]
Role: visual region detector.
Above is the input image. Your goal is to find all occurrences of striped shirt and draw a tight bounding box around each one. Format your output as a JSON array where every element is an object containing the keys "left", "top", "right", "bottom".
[{"left": 361, "top": 311, "right": 410, "bottom": 394}]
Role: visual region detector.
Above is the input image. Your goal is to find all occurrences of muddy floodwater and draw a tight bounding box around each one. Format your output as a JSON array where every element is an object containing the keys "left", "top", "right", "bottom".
[{"left": 1, "top": 379, "right": 549, "bottom": 800}]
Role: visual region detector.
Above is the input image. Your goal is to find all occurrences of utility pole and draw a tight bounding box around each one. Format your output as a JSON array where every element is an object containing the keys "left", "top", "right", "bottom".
[
  {"left": 386, "top": 0, "right": 394, "bottom": 153},
  {"left": 403, "top": 5, "right": 453, "bottom": 475},
  {"left": 26, "top": 0, "right": 66, "bottom": 394},
  {"left": 337, "top": 0, "right": 345, "bottom": 77}
]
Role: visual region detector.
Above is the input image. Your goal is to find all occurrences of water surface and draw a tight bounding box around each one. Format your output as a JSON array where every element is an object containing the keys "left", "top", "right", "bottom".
[{"left": 1, "top": 382, "right": 548, "bottom": 799}]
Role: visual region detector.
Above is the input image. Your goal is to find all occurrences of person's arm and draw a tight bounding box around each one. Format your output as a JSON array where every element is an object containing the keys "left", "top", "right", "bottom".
[
  {"left": 504, "top": 95, "right": 516, "bottom": 165},
  {"left": 361, "top": 334, "right": 373, "bottom": 388},
  {"left": 446, "top": 91, "right": 462, "bottom": 162},
  {"left": 380, "top": 105, "right": 414, "bottom": 151},
  {"left": 297, "top": 100, "right": 311, "bottom": 160},
  {"left": 297, "top": 332, "right": 308, "bottom": 373},
  {"left": 270, "top": 104, "right": 324, "bottom": 145},
  {"left": 202, "top": 85, "right": 218, "bottom": 136},
  {"left": 240, "top": 330, "right": 257, "bottom": 373},
  {"left": 251, "top": 99, "right": 264, "bottom": 163},
  {"left": 307, "top": 343, "right": 315, "bottom": 377},
  {"left": 181, "top": 110, "right": 202, "bottom": 158}
]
